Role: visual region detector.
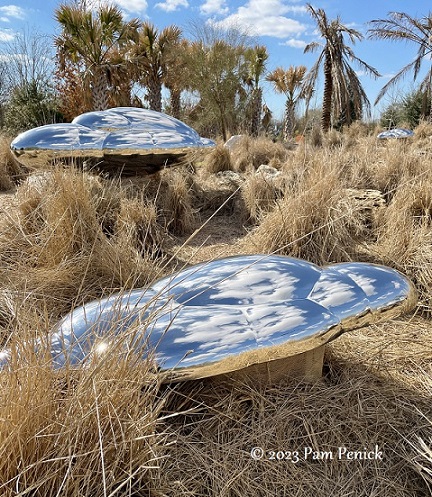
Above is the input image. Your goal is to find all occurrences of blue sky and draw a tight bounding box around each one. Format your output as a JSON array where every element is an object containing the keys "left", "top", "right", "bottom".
[{"left": 0, "top": 0, "right": 431, "bottom": 121}]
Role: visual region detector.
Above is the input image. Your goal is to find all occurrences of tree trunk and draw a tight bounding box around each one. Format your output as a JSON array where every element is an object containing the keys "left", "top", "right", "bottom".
[
  {"left": 91, "top": 67, "right": 109, "bottom": 111},
  {"left": 147, "top": 78, "right": 162, "bottom": 112},
  {"left": 250, "top": 87, "right": 262, "bottom": 137},
  {"left": 170, "top": 88, "right": 181, "bottom": 119},
  {"left": 321, "top": 50, "right": 333, "bottom": 132},
  {"left": 284, "top": 99, "right": 295, "bottom": 141}
]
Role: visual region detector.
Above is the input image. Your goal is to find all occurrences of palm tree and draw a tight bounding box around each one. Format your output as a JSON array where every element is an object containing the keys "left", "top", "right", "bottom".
[
  {"left": 132, "top": 22, "right": 182, "bottom": 112},
  {"left": 266, "top": 66, "right": 307, "bottom": 140},
  {"left": 368, "top": 11, "right": 432, "bottom": 121},
  {"left": 55, "top": 3, "right": 139, "bottom": 111},
  {"left": 164, "top": 39, "right": 191, "bottom": 119},
  {"left": 303, "top": 4, "right": 380, "bottom": 131},
  {"left": 244, "top": 45, "right": 268, "bottom": 136}
]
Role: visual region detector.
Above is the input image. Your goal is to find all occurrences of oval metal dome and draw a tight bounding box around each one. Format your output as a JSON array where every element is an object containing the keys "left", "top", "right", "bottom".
[
  {"left": 10, "top": 108, "right": 215, "bottom": 175},
  {"left": 2, "top": 255, "right": 414, "bottom": 382}
]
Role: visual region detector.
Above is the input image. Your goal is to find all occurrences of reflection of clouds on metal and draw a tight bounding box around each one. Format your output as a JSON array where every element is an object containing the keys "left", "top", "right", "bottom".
[
  {"left": 35, "top": 255, "right": 417, "bottom": 381},
  {"left": 10, "top": 108, "right": 215, "bottom": 174},
  {"left": 377, "top": 128, "right": 414, "bottom": 139}
]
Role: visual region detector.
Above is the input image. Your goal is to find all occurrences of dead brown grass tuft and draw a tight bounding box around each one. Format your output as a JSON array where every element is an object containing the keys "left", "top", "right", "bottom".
[
  {"left": 245, "top": 165, "right": 371, "bottom": 264},
  {"left": 414, "top": 120, "right": 432, "bottom": 140},
  {"left": 115, "top": 197, "right": 165, "bottom": 258},
  {"left": 0, "top": 168, "right": 162, "bottom": 320},
  {"left": 241, "top": 170, "right": 284, "bottom": 223},
  {"left": 203, "top": 144, "right": 234, "bottom": 174},
  {"left": 0, "top": 324, "right": 166, "bottom": 497},
  {"left": 230, "top": 135, "right": 291, "bottom": 172},
  {"left": 0, "top": 135, "right": 24, "bottom": 191},
  {"left": 366, "top": 178, "right": 432, "bottom": 314},
  {"left": 308, "top": 125, "right": 323, "bottom": 147},
  {"left": 159, "top": 168, "right": 196, "bottom": 235}
]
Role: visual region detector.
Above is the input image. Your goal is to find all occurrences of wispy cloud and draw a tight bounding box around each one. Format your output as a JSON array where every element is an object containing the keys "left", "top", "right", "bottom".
[
  {"left": 200, "top": 0, "right": 229, "bottom": 16},
  {"left": 156, "top": 0, "right": 189, "bottom": 12},
  {"left": 213, "top": 0, "right": 306, "bottom": 39},
  {"left": 281, "top": 38, "right": 307, "bottom": 48},
  {"left": 114, "top": 0, "right": 148, "bottom": 13},
  {"left": 0, "top": 28, "right": 16, "bottom": 42},
  {"left": 284, "top": 5, "right": 308, "bottom": 14},
  {"left": 0, "top": 5, "right": 25, "bottom": 20}
]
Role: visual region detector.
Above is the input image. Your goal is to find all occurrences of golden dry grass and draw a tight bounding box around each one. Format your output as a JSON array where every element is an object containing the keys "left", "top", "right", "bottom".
[
  {"left": 0, "top": 335, "right": 166, "bottom": 497},
  {"left": 230, "top": 135, "right": 292, "bottom": 172},
  {"left": 0, "top": 167, "right": 165, "bottom": 324},
  {"left": 245, "top": 163, "right": 371, "bottom": 264},
  {"left": 203, "top": 143, "right": 234, "bottom": 174},
  {"left": 0, "top": 125, "right": 431, "bottom": 496},
  {"left": 0, "top": 135, "right": 24, "bottom": 190}
]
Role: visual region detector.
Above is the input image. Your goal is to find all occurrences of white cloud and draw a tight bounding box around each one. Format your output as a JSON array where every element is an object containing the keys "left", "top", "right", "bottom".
[
  {"left": 155, "top": 0, "right": 189, "bottom": 12},
  {"left": 114, "top": 0, "right": 148, "bottom": 13},
  {"left": 284, "top": 5, "right": 307, "bottom": 14},
  {"left": 282, "top": 38, "right": 307, "bottom": 48},
  {"left": 0, "top": 17, "right": 9, "bottom": 23},
  {"left": 214, "top": 0, "right": 306, "bottom": 39},
  {"left": 200, "top": 0, "right": 229, "bottom": 16},
  {"left": 0, "top": 5, "right": 25, "bottom": 20},
  {"left": 0, "top": 28, "right": 15, "bottom": 42}
]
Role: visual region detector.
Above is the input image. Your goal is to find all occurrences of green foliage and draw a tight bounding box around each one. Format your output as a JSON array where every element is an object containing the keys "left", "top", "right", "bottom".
[
  {"left": 185, "top": 23, "right": 251, "bottom": 140},
  {"left": 380, "top": 89, "right": 430, "bottom": 128},
  {"left": 3, "top": 80, "right": 62, "bottom": 134}
]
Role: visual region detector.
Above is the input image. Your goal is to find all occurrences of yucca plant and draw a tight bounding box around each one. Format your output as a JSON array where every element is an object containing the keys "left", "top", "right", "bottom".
[{"left": 266, "top": 65, "right": 307, "bottom": 140}]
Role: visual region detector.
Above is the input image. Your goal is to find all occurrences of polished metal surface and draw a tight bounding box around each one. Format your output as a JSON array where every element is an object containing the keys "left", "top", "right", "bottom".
[
  {"left": 8, "top": 254, "right": 413, "bottom": 379},
  {"left": 377, "top": 128, "right": 414, "bottom": 139},
  {"left": 10, "top": 108, "right": 215, "bottom": 172}
]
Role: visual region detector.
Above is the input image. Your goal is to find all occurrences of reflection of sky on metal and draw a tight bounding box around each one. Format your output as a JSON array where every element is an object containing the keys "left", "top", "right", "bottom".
[
  {"left": 41, "top": 255, "right": 416, "bottom": 373},
  {"left": 11, "top": 123, "right": 107, "bottom": 151},
  {"left": 10, "top": 107, "right": 215, "bottom": 159},
  {"left": 377, "top": 128, "right": 414, "bottom": 139}
]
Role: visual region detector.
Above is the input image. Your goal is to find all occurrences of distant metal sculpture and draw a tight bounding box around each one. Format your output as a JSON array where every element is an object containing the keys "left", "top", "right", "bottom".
[
  {"left": 10, "top": 108, "right": 215, "bottom": 175},
  {"left": 2, "top": 255, "right": 416, "bottom": 382},
  {"left": 377, "top": 128, "right": 414, "bottom": 139}
]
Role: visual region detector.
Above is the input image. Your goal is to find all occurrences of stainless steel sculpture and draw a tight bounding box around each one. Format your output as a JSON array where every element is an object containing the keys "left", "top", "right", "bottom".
[
  {"left": 10, "top": 108, "right": 215, "bottom": 174},
  {"left": 377, "top": 128, "right": 414, "bottom": 139},
  {"left": 2, "top": 255, "right": 415, "bottom": 382}
]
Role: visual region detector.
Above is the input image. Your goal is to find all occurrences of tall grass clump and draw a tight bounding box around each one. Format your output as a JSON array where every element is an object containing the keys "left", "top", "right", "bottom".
[
  {"left": 0, "top": 168, "right": 162, "bottom": 321},
  {"left": 159, "top": 168, "right": 196, "bottom": 235},
  {"left": 230, "top": 136, "right": 291, "bottom": 172},
  {"left": 203, "top": 144, "right": 234, "bottom": 174},
  {"left": 0, "top": 317, "right": 166, "bottom": 496},
  {"left": 368, "top": 177, "right": 432, "bottom": 314},
  {"left": 115, "top": 197, "right": 165, "bottom": 258},
  {"left": 0, "top": 136, "right": 23, "bottom": 190},
  {"left": 247, "top": 165, "right": 370, "bottom": 264},
  {"left": 241, "top": 170, "right": 284, "bottom": 223}
]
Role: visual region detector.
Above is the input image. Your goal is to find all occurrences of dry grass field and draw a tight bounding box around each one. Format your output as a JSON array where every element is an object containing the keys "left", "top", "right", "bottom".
[{"left": 0, "top": 123, "right": 431, "bottom": 496}]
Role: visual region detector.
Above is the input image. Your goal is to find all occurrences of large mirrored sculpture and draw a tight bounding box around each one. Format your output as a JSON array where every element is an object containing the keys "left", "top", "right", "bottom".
[
  {"left": 0, "top": 255, "right": 417, "bottom": 381},
  {"left": 10, "top": 108, "right": 215, "bottom": 175}
]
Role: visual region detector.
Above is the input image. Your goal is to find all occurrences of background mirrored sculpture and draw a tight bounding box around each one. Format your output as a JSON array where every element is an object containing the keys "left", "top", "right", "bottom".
[{"left": 10, "top": 108, "right": 215, "bottom": 175}]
